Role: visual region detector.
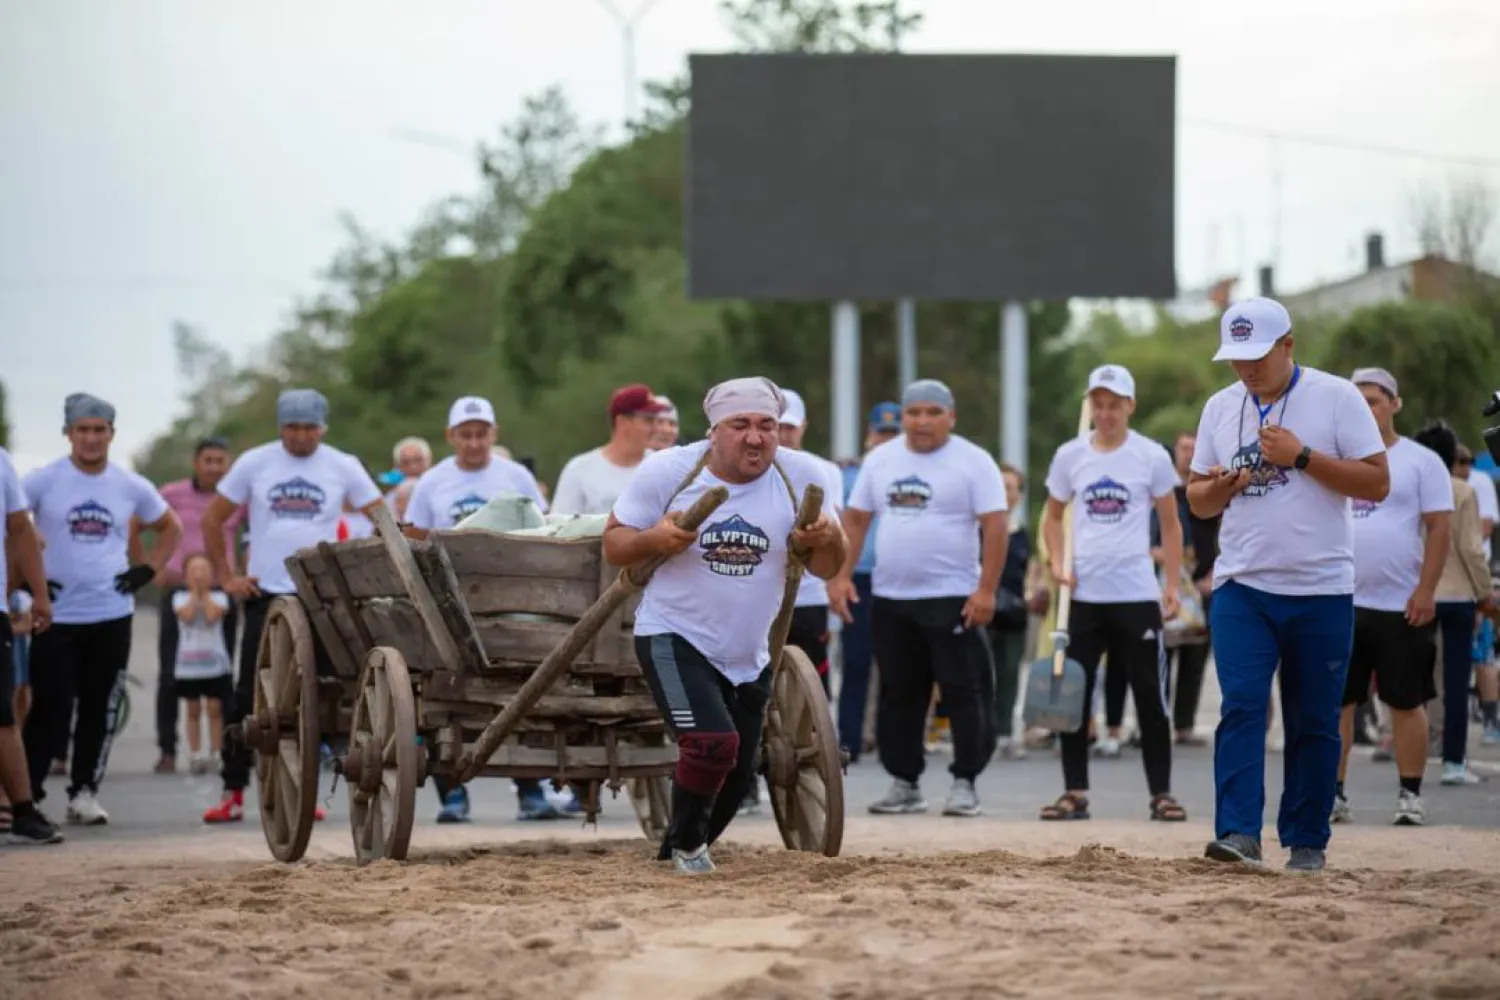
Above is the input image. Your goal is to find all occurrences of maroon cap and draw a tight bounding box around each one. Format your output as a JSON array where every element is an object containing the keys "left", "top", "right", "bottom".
[{"left": 609, "top": 383, "right": 668, "bottom": 419}]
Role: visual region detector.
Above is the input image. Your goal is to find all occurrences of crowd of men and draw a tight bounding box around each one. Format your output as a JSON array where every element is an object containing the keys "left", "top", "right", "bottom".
[{"left": 3, "top": 295, "right": 1498, "bottom": 872}]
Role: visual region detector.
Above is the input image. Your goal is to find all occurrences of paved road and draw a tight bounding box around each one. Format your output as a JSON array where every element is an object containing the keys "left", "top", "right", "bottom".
[{"left": 33, "top": 606, "right": 1500, "bottom": 854}]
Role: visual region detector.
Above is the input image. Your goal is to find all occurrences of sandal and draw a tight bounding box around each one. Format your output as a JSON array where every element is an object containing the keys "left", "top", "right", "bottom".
[
  {"left": 1150, "top": 794, "right": 1187, "bottom": 822},
  {"left": 1040, "top": 792, "right": 1090, "bottom": 821}
]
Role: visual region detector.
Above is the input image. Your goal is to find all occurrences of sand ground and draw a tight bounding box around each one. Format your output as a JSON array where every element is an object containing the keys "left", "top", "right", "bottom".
[
  {"left": 5, "top": 817, "right": 1499, "bottom": 1000},
  {"left": 6, "top": 610, "right": 1500, "bottom": 999}
]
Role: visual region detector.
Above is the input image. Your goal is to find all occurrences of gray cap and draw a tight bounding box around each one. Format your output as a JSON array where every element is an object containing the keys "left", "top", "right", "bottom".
[
  {"left": 277, "top": 388, "right": 329, "bottom": 428},
  {"left": 64, "top": 393, "right": 116, "bottom": 428},
  {"left": 1350, "top": 367, "right": 1398, "bottom": 398},
  {"left": 901, "top": 378, "right": 955, "bottom": 410}
]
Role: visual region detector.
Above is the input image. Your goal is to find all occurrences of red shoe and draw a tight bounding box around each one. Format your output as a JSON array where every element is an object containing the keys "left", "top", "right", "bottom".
[
  {"left": 203, "top": 791, "right": 245, "bottom": 824},
  {"left": 314, "top": 805, "right": 327, "bottom": 822}
]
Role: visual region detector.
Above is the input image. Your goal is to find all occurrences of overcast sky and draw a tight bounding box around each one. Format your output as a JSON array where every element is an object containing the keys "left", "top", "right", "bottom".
[{"left": 3, "top": 0, "right": 1498, "bottom": 474}]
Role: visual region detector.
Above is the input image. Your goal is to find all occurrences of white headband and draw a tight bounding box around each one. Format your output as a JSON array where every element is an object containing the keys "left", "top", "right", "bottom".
[{"left": 703, "top": 376, "right": 785, "bottom": 428}]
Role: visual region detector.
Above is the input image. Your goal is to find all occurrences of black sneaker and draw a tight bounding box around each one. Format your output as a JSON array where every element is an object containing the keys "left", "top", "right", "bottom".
[
  {"left": 1286, "top": 847, "right": 1325, "bottom": 873},
  {"left": 1204, "top": 833, "right": 1263, "bottom": 866},
  {"left": 8, "top": 807, "right": 64, "bottom": 845}
]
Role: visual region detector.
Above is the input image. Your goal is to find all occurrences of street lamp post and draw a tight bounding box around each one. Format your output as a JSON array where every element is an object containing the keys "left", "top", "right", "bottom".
[{"left": 592, "top": 0, "right": 664, "bottom": 128}]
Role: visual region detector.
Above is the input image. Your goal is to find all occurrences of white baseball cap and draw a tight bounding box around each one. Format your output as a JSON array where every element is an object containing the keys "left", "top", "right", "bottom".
[
  {"left": 1086, "top": 364, "right": 1135, "bottom": 400},
  {"left": 1214, "top": 297, "right": 1293, "bottom": 362},
  {"left": 447, "top": 395, "right": 496, "bottom": 429},
  {"left": 778, "top": 388, "right": 808, "bottom": 427}
]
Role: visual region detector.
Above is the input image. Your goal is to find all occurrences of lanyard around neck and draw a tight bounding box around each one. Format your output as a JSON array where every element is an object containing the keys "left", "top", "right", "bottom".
[{"left": 1251, "top": 364, "right": 1301, "bottom": 426}]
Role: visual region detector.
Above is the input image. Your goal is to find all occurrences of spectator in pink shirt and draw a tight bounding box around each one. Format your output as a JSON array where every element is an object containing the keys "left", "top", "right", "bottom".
[{"left": 151, "top": 438, "right": 245, "bottom": 774}]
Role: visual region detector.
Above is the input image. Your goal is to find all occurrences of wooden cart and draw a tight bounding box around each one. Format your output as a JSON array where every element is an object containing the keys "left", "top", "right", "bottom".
[{"left": 237, "top": 488, "right": 846, "bottom": 866}]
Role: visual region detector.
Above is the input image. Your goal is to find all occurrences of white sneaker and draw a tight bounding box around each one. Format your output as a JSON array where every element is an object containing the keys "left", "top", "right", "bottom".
[
  {"left": 1393, "top": 789, "right": 1425, "bottom": 826},
  {"left": 942, "top": 778, "right": 981, "bottom": 817},
  {"left": 1440, "top": 762, "right": 1481, "bottom": 786},
  {"left": 868, "top": 778, "right": 927, "bottom": 815},
  {"left": 1093, "top": 737, "right": 1122, "bottom": 759},
  {"left": 66, "top": 790, "right": 109, "bottom": 826},
  {"left": 1330, "top": 793, "right": 1352, "bottom": 824}
]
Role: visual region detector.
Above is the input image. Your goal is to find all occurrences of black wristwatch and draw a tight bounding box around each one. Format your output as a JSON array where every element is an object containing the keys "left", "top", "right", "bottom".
[{"left": 1293, "top": 446, "right": 1312, "bottom": 470}]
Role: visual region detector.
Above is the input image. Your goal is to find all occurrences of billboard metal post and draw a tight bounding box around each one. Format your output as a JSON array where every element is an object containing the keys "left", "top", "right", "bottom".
[
  {"left": 1000, "top": 301, "right": 1028, "bottom": 475},
  {"left": 832, "top": 301, "right": 861, "bottom": 461},
  {"left": 897, "top": 298, "right": 917, "bottom": 390}
]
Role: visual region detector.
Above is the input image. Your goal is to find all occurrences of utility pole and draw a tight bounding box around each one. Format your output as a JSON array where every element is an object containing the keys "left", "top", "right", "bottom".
[{"left": 592, "top": 0, "right": 664, "bottom": 129}]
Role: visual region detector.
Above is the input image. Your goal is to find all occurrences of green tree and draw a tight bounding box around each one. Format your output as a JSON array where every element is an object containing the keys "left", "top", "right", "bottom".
[
  {"left": 1319, "top": 300, "right": 1499, "bottom": 446},
  {"left": 719, "top": 0, "right": 923, "bottom": 51}
]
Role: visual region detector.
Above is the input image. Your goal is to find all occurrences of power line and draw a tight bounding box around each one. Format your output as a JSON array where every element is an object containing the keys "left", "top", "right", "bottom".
[{"left": 1180, "top": 116, "right": 1500, "bottom": 169}]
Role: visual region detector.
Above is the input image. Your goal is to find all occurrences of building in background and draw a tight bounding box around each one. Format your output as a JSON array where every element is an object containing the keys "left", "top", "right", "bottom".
[{"left": 1273, "top": 233, "right": 1498, "bottom": 321}]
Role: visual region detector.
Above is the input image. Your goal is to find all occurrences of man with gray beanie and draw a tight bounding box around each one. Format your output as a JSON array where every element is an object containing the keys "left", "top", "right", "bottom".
[
  {"left": 22, "top": 393, "right": 182, "bottom": 824},
  {"left": 198, "top": 388, "right": 384, "bottom": 824},
  {"left": 605, "top": 376, "right": 847, "bottom": 873},
  {"left": 832, "top": 379, "right": 1008, "bottom": 818}
]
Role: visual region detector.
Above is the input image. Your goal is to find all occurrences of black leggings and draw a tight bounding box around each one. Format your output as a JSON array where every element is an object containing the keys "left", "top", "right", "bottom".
[
  {"left": 873, "top": 596, "right": 996, "bottom": 783},
  {"left": 788, "top": 604, "right": 831, "bottom": 697},
  {"left": 24, "top": 616, "right": 133, "bottom": 802},
  {"left": 635, "top": 633, "right": 769, "bottom": 855},
  {"left": 1062, "top": 600, "right": 1172, "bottom": 796}
]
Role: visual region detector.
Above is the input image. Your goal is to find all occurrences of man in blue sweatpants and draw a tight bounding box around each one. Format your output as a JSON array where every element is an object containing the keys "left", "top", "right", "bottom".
[{"left": 1186, "top": 297, "right": 1390, "bottom": 872}]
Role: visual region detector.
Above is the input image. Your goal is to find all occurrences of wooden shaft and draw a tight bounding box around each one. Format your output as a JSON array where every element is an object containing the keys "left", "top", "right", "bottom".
[
  {"left": 766, "top": 484, "right": 824, "bottom": 675},
  {"left": 452, "top": 486, "right": 728, "bottom": 783},
  {"left": 1052, "top": 395, "right": 1092, "bottom": 677}
]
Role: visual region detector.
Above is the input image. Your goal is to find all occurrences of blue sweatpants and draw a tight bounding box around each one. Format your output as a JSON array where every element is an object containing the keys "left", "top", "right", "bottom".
[{"left": 1210, "top": 580, "right": 1354, "bottom": 850}]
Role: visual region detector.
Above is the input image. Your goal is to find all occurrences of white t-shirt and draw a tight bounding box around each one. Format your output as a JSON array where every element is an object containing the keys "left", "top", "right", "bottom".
[
  {"left": 1471, "top": 467, "right": 1499, "bottom": 525},
  {"left": 0, "top": 448, "right": 26, "bottom": 599},
  {"left": 406, "top": 455, "right": 550, "bottom": 530},
  {"left": 218, "top": 443, "right": 382, "bottom": 595},
  {"left": 342, "top": 511, "right": 376, "bottom": 539},
  {"left": 21, "top": 458, "right": 170, "bottom": 624},
  {"left": 787, "top": 448, "right": 846, "bottom": 608},
  {"left": 847, "top": 434, "right": 1008, "bottom": 601},
  {"left": 1045, "top": 430, "right": 1178, "bottom": 604},
  {"left": 552, "top": 447, "right": 650, "bottom": 516},
  {"left": 172, "top": 590, "right": 233, "bottom": 681},
  {"left": 613, "top": 441, "right": 830, "bottom": 684},
  {"left": 1191, "top": 366, "right": 1386, "bottom": 597},
  {"left": 1470, "top": 467, "right": 1498, "bottom": 561},
  {"left": 1353, "top": 437, "right": 1454, "bottom": 613}
]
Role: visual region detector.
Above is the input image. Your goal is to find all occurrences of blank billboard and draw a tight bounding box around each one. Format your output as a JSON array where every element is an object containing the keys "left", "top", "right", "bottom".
[{"left": 685, "top": 53, "right": 1176, "bottom": 301}]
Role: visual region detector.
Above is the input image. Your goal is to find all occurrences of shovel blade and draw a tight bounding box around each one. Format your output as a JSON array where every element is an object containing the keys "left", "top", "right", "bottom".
[{"left": 1021, "top": 655, "right": 1088, "bottom": 733}]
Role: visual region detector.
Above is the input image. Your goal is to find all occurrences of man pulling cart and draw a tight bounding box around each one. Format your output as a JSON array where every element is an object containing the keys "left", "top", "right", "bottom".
[{"left": 604, "top": 377, "right": 847, "bottom": 873}]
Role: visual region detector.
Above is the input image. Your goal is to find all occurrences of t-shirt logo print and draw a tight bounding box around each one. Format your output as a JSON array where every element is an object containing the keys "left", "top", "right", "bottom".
[
  {"left": 698, "top": 513, "right": 770, "bottom": 577},
  {"left": 1229, "top": 443, "right": 1288, "bottom": 498},
  {"left": 885, "top": 475, "right": 933, "bottom": 514},
  {"left": 448, "top": 493, "right": 488, "bottom": 522},
  {"left": 1081, "top": 476, "right": 1130, "bottom": 523},
  {"left": 67, "top": 499, "right": 114, "bottom": 543},
  {"left": 1351, "top": 498, "right": 1379, "bottom": 519},
  {"left": 1229, "top": 316, "right": 1254, "bottom": 342},
  {"left": 267, "top": 477, "right": 327, "bottom": 520}
]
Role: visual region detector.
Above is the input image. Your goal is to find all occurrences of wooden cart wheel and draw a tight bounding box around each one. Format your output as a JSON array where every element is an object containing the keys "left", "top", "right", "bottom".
[
  {"left": 345, "top": 646, "right": 419, "bottom": 865},
  {"left": 764, "top": 645, "right": 845, "bottom": 856},
  {"left": 627, "top": 775, "right": 671, "bottom": 844},
  {"left": 252, "top": 597, "right": 322, "bottom": 863}
]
